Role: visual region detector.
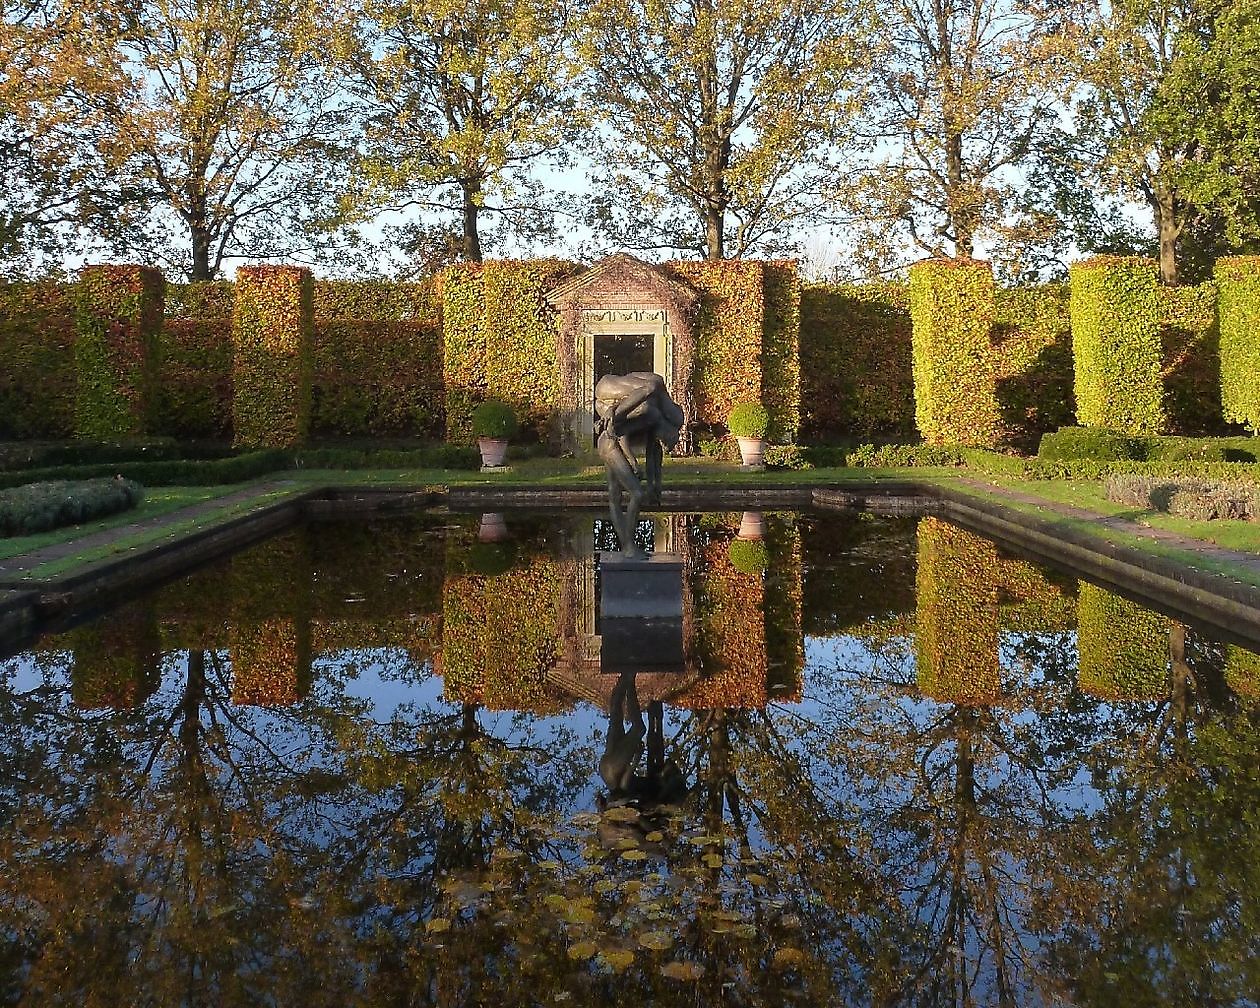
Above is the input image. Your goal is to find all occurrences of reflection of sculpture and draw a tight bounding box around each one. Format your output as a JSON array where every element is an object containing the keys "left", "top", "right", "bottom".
[
  {"left": 598, "top": 671, "right": 689, "bottom": 810},
  {"left": 595, "top": 372, "right": 684, "bottom": 557}
]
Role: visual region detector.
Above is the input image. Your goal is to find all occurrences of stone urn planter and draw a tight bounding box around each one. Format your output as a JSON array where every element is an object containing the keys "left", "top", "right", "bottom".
[
  {"left": 476, "top": 438, "right": 509, "bottom": 468},
  {"left": 727, "top": 401, "right": 769, "bottom": 469},
  {"left": 737, "top": 510, "right": 765, "bottom": 541},
  {"left": 471, "top": 400, "right": 518, "bottom": 470}
]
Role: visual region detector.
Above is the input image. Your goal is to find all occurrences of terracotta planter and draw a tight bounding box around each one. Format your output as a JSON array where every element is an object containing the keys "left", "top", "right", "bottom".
[
  {"left": 477, "top": 437, "right": 509, "bottom": 468},
  {"left": 737, "top": 511, "right": 765, "bottom": 541},
  {"left": 736, "top": 437, "right": 765, "bottom": 467},
  {"left": 478, "top": 512, "right": 509, "bottom": 543}
]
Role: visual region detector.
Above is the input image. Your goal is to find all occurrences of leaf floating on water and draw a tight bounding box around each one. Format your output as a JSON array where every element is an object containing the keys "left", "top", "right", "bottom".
[
  {"left": 773, "top": 947, "right": 806, "bottom": 968},
  {"left": 599, "top": 949, "right": 636, "bottom": 972},
  {"left": 638, "top": 930, "right": 673, "bottom": 951},
  {"left": 746, "top": 873, "right": 769, "bottom": 887},
  {"left": 660, "top": 961, "right": 705, "bottom": 981},
  {"left": 644, "top": 831, "right": 665, "bottom": 843},
  {"left": 621, "top": 849, "right": 648, "bottom": 861},
  {"left": 617, "top": 837, "right": 640, "bottom": 850},
  {"left": 426, "top": 918, "right": 451, "bottom": 934},
  {"left": 594, "top": 879, "right": 618, "bottom": 895},
  {"left": 688, "top": 835, "right": 721, "bottom": 846},
  {"left": 603, "top": 805, "right": 640, "bottom": 823},
  {"left": 702, "top": 853, "right": 723, "bottom": 869},
  {"left": 567, "top": 941, "right": 598, "bottom": 960}
]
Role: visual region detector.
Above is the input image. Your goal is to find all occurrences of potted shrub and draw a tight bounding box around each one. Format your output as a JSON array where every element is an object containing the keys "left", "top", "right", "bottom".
[
  {"left": 471, "top": 400, "right": 518, "bottom": 468},
  {"left": 727, "top": 401, "right": 769, "bottom": 468}
]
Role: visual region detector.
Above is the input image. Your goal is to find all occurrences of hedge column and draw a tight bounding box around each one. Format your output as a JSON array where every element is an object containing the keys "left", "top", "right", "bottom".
[
  {"left": 908, "top": 259, "right": 1001, "bottom": 447},
  {"left": 73, "top": 264, "right": 164, "bottom": 439},
  {"left": 1069, "top": 256, "right": 1165, "bottom": 435},
  {"left": 441, "top": 263, "right": 487, "bottom": 442},
  {"left": 232, "top": 265, "right": 313, "bottom": 447},
  {"left": 1217, "top": 255, "right": 1260, "bottom": 432}
]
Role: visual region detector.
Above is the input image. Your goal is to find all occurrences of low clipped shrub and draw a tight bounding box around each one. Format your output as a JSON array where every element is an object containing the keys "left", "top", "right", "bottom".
[
  {"left": 470, "top": 400, "right": 519, "bottom": 440},
  {"left": 727, "top": 401, "right": 769, "bottom": 439},
  {"left": 1038, "top": 426, "right": 1141, "bottom": 461},
  {"left": 1143, "top": 437, "right": 1230, "bottom": 463},
  {"left": 728, "top": 538, "right": 768, "bottom": 574},
  {"left": 0, "top": 449, "right": 289, "bottom": 490},
  {"left": 1102, "top": 474, "right": 1184, "bottom": 509},
  {"left": 0, "top": 438, "right": 180, "bottom": 472},
  {"left": 763, "top": 444, "right": 812, "bottom": 470},
  {"left": 1103, "top": 473, "right": 1259, "bottom": 519},
  {"left": 292, "top": 445, "right": 480, "bottom": 471},
  {"left": 0, "top": 477, "right": 144, "bottom": 537},
  {"left": 844, "top": 443, "right": 965, "bottom": 468}
]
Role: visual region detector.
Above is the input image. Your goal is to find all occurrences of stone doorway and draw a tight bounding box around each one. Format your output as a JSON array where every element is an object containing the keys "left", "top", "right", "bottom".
[{"left": 577, "top": 317, "right": 670, "bottom": 447}]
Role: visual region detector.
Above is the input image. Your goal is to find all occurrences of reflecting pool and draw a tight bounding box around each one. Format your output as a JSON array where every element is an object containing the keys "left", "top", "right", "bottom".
[{"left": 2, "top": 510, "right": 1259, "bottom": 1006}]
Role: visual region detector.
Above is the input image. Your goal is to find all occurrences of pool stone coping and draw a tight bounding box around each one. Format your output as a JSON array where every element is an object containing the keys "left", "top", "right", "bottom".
[{"left": 2, "top": 477, "right": 1260, "bottom": 650}]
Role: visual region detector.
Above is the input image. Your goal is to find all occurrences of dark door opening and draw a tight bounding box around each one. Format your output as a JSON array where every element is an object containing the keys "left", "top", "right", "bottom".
[{"left": 592, "top": 334, "right": 655, "bottom": 443}]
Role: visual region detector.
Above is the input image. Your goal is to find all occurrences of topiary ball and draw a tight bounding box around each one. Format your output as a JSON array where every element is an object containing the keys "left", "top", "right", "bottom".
[
  {"left": 727, "top": 401, "right": 769, "bottom": 439},
  {"left": 728, "top": 538, "right": 768, "bottom": 574},
  {"left": 471, "top": 400, "right": 519, "bottom": 440}
]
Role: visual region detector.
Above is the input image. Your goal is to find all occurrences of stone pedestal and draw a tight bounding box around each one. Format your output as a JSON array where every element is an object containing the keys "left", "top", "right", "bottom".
[{"left": 599, "top": 552, "right": 684, "bottom": 671}]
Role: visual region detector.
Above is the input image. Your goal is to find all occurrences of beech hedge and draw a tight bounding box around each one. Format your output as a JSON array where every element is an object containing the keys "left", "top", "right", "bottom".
[{"left": 1218, "top": 256, "right": 1260, "bottom": 432}]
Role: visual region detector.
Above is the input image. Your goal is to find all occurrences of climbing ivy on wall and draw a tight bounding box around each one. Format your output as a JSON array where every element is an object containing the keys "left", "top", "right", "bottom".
[
  {"left": 0, "top": 280, "right": 76, "bottom": 438},
  {"left": 1217, "top": 256, "right": 1260, "bottom": 432},
  {"left": 1076, "top": 582, "right": 1169, "bottom": 701},
  {"left": 909, "top": 259, "right": 1001, "bottom": 448},
  {"left": 914, "top": 517, "right": 1002, "bottom": 706},
  {"left": 232, "top": 265, "right": 313, "bottom": 448},
  {"left": 74, "top": 264, "right": 164, "bottom": 439},
  {"left": 1069, "top": 256, "right": 1165, "bottom": 435}
]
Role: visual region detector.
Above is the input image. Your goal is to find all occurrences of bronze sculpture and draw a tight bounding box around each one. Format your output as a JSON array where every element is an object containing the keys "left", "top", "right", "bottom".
[{"left": 594, "top": 372, "right": 684, "bottom": 557}]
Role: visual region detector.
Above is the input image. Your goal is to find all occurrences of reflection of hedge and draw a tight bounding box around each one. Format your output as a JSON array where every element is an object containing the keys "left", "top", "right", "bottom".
[
  {"left": 993, "top": 284, "right": 1074, "bottom": 452},
  {"left": 995, "top": 555, "right": 1074, "bottom": 634},
  {"left": 230, "top": 620, "right": 312, "bottom": 706},
  {"left": 232, "top": 266, "right": 313, "bottom": 447},
  {"left": 761, "top": 262, "right": 802, "bottom": 443},
  {"left": 1159, "top": 282, "right": 1221, "bottom": 436},
  {"left": 1225, "top": 645, "right": 1260, "bottom": 701},
  {"left": 441, "top": 264, "right": 487, "bottom": 442},
  {"left": 915, "top": 517, "right": 1001, "bottom": 705},
  {"left": 676, "top": 523, "right": 768, "bottom": 709},
  {"left": 1218, "top": 256, "right": 1260, "bottom": 432},
  {"left": 74, "top": 265, "right": 164, "bottom": 439},
  {"left": 763, "top": 515, "right": 804, "bottom": 702},
  {"left": 439, "top": 530, "right": 567, "bottom": 713},
  {"left": 667, "top": 261, "right": 765, "bottom": 428},
  {"left": 799, "top": 282, "right": 913, "bottom": 440},
  {"left": 908, "top": 259, "right": 1001, "bottom": 448},
  {"left": 0, "top": 281, "right": 76, "bottom": 438},
  {"left": 1069, "top": 257, "right": 1165, "bottom": 435},
  {"left": 70, "top": 605, "right": 162, "bottom": 710},
  {"left": 1076, "top": 583, "right": 1168, "bottom": 701}
]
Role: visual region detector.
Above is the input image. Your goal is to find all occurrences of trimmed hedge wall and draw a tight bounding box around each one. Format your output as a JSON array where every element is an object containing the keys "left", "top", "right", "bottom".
[
  {"left": 908, "top": 259, "right": 1001, "bottom": 448},
  {"left": 440, "top": 264, "right": 486, "bottom": 442},
  {"left": 1076, "top": 583, "right": 1169, "bottom": 701},
  {"left": 1218, "top": 256, "right": 1260, "bottom": 432},
  {"left": 1069, "top": 256, "right": 1165, "bottom": 435},
  {"left": 799, "top": 281, "right": 914, "bottom": 440},
  {"left": 73, "top": 265, "right": 164, "bottom": 439},
  {"left": 667, "top": 260, "right": 765, "bottom": 429},
  {"left": 159, "top": 281, "right": 234, "bottom": 439},
  {"left": 0, "top": 280, "right": 76, "bottom": 438},
  {"left": 915, "top": 517, "right": 1002, "bottom": 705},
  {"left": 482, "top": 259, "right": 580, "bottom": 441},
  {"left": 1159, "top": 282, "right": 1221, "bottom": 436},
  {"left": 232, "top": 266, "right": 313, "bottom": 448},
  {"left": 993, "top": 283, "right": 1074, "bottom": 452},
  {"left": 761, "top": 262, "right": 802, "bottom": 443}
]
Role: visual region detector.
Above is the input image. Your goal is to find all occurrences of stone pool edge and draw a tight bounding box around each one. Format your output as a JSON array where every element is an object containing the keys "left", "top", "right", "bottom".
[{"left": 2, "top": 479, "right": 1259, "bottom": 650}]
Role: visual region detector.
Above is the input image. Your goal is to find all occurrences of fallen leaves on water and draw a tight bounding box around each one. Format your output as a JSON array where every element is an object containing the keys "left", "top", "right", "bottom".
[
  {"left": 598, "top": 948, "right": 636, "bottom": 972},
  {"left": 660, "top": 960, "right": 705, "bottom": 981},
  {"left": 567, "top": 941, "right": 598, "bottom": 960},
  {"left": 637, "top": 930, "right": 673, "bottom": 951}
]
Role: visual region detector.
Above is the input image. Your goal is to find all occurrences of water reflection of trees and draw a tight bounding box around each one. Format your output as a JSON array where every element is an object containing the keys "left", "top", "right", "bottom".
[{"left": 2, "top": 510, "right": 1260, "bottom": 1004}]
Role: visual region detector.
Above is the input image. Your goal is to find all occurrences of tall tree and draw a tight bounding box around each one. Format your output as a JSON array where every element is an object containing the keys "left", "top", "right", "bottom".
[
  {"left": 1064, "top": 0, "right": 1260, "bottom": 285},
  {"left": 580, "top": 0, "right": 864, "bottom": 261},
  {"left": 842, "top": 0, "right": 1070, "bottom": 274},
  {"left": 345, "top": 0, "right": 581, "bottom": 263},
  {"left": 5, "top": 0, "right": 352, "bottom": 280}
]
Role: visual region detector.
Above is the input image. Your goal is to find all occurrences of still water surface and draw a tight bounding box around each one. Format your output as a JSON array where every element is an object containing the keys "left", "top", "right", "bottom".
[{"left": 2, "top": 509, "right": 1258, "bottom": 1006}]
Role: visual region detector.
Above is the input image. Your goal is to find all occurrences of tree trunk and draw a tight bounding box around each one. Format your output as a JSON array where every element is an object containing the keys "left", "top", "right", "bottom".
[
  {"left": 705, "top": 203, "right": 724, "bottom": 261},
  {"left": 461, "top": 178, "right": 483, "bottom": 262},
  {"left": 190, "top": 221, "right": 213, "bottom": 281},
  {"left": 1152, "top": 185, "right": 1182, "bottom": 286}
]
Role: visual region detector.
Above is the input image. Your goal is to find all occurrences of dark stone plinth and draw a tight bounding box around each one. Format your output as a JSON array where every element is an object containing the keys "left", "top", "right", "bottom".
[
  {"left": 600, "top": 616, "right": 684, "bottom": 672},
  {"left": 598, "top": 552, "right": 684, "bottom": 618}
]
